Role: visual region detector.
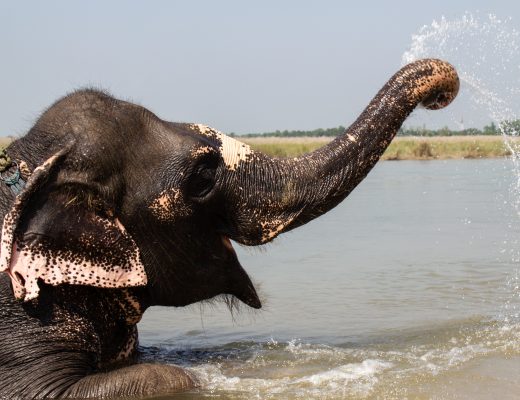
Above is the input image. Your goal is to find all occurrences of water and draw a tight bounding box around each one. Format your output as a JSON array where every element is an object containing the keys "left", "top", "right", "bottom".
[{"left": 138, "top": 159, "right": 520, "bottom": 399}]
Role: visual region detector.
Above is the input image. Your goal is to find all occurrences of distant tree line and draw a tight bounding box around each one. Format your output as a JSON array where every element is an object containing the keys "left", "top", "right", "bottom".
[{"left": 229, "top": 121, "right": 520, "bottom": 138}]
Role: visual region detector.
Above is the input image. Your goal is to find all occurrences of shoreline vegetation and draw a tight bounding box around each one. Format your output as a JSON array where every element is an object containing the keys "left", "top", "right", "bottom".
[
  {"left": 0, "top": 133, "right": 516, "bottom": 161},
  {"left": 232, "top": 122, "right": 520, "bottom": 160},
  {"left": 243, "top": 136, "right": 515, "bottom": 160},
  {"left": 232, "top": 121, "right": 513, "bottom": 138}
]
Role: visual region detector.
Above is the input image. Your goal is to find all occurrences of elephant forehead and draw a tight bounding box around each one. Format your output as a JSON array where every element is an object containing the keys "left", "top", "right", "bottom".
[
  {"left": 149, "top": 188, "right": 191, "bottom": 222},
  {"left": 190, "top": 145, "right": 214, "bottom": 157},
  {"left": 190, "top": 124, "right": 253, "bottom": 171}
]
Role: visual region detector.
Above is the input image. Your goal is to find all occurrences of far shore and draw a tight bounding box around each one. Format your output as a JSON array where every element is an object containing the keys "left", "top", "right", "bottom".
[
  {"left": 0, "top": 135, "right": 516, "bottom": 161},
  {"left": 242, "top": 135, "right": 517, "bottom": 160}
]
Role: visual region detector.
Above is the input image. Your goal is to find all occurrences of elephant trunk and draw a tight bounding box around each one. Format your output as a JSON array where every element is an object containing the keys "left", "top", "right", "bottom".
[{"left": 217, "top": 59, "right": 459, "bottom": 245}]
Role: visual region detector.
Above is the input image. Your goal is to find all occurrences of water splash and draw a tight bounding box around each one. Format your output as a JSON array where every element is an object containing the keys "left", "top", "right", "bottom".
[
  {"left": 402, "top": 13, "right": 520, "bottom": 326},
  {"left": 403, "top": 14, "right": 520, "bottom": 126},
  {"left": 175, "top": 318, "right": 520, "bottom": 399},
  {"left": 500, "top": 268, "right": 520, "bottom": 324}
]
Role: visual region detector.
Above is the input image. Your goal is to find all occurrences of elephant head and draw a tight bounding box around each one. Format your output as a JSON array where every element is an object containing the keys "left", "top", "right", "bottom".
[{"left": 0, "top": 59, "right": 459, "bottom": 313}]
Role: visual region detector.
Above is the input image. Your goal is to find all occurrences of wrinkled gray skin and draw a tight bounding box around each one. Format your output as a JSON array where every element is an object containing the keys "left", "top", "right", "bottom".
[{"left": 0, "top": 59, "right": 458, "bottom": 399}]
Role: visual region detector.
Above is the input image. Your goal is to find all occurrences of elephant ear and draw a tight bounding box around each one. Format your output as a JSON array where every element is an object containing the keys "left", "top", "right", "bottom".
[{"left": 0, "top": 152, "right": 147, "bottom": 301}]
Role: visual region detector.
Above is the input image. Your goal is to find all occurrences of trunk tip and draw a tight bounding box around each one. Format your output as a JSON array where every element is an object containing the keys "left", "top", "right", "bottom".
[{"left": 403, "top": 59, "right": 460, "bottom": 110}]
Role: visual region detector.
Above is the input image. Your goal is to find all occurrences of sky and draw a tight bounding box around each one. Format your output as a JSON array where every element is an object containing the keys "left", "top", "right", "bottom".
[{"left": 1, "top": 1, "right": 520, "bottom": 136}]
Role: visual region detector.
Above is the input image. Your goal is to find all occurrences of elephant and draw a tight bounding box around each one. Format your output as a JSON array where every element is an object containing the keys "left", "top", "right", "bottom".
[{"left": 0, "top": 58, "right": 458, "bottom": 398}]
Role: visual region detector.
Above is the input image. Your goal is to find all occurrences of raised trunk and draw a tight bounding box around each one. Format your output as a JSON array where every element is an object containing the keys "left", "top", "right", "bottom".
[{"left": 217, "top": 59, "right": 459, "bottom": 245}]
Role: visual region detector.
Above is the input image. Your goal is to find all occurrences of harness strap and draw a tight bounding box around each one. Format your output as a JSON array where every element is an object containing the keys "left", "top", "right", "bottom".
[{"left": 0, "top": 149, "right": 28, "bottom": 195}]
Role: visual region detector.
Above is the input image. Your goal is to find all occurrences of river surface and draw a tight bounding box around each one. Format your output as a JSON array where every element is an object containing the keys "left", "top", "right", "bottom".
[{"left": 138, "top": 159, "right": 520, "bottom": 399}]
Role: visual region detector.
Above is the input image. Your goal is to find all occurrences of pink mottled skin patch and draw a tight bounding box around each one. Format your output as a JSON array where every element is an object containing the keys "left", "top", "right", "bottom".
[
  {"left": 7, "top": 238, "right": 147, "bottom": 301},
  {"left": 149, "top": 188, "right": 191, "bottom": 222}
]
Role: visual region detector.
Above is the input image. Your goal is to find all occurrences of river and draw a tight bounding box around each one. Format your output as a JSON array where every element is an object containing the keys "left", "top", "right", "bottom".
[{"left": 138, "top": 159, "right": 520, "bottom": 399}]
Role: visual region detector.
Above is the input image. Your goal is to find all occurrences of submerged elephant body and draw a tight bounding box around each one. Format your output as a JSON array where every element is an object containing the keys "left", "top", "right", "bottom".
[{"left": 0, "top": 59, "right": 458, "bottom": 398}]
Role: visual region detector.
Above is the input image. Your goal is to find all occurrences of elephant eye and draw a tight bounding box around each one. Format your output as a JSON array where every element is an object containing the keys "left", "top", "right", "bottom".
[{"left": 186, "top": 156, "right": 218, "bottom": 199}]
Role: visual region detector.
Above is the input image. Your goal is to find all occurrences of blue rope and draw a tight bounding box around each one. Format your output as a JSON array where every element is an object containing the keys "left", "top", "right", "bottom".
[{"left": 0, "top": 156, "right": 26, "bottom": 195}]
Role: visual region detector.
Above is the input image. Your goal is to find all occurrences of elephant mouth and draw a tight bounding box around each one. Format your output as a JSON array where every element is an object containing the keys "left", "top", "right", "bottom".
[
  {"left": 221, "top": 236, "right": 236, "bottom": 253},
  {"left": 221, "top": 235, "right": 261, "bottom": 309}
]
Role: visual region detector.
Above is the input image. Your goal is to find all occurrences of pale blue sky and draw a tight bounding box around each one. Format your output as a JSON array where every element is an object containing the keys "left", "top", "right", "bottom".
[{"left": 1, "top": 1, "right": 519, "bottom": 136}]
